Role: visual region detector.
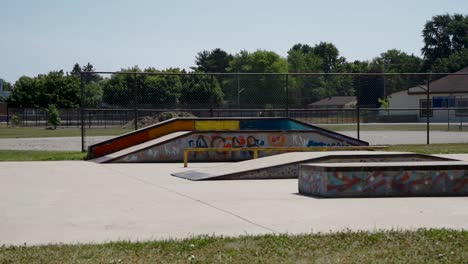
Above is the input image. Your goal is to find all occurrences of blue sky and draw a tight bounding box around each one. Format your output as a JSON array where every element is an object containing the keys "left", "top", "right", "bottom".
[{"left": 1, "top": 0, "right": 467, "bottom": 82}]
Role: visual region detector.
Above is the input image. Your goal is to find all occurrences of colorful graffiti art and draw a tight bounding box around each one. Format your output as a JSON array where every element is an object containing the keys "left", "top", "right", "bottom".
[
  {"left": 114, "top": 131, "right": 353, "bottom": 162},
  {"left": 299, "top": 164, "right": 468, "bottom": 197}
]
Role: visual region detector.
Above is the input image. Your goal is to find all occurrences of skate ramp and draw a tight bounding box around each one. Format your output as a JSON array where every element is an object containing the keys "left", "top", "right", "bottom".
[
  {"left": 172, "top": 151, "right": 456, "bottom": 180},
  {"left": 90, "top": 131, "right": 191, "bottom": 163},
  {"left": 88, "top": 118, "right": 368, "bottom": 161},
  {"left": 97, "top": 130, "right": 368, "bottom": 163}
]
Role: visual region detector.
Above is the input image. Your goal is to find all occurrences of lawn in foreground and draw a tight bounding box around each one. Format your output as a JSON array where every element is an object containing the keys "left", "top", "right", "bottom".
[{"left": 0, "top": 229, "right": 466, "bottom": 263}]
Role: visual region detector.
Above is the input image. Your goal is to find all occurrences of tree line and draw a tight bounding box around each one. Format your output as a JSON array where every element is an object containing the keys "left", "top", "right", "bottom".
[{"left": 3, "top": 13, "right": 467, "bottom": 108}]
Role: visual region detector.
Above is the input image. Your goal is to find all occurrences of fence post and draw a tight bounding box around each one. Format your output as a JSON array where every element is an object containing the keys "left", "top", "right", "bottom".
[
  {"left": 460, "top": 96, "right": 464, "bottom": 131},
  {"left": 285, "top": 74, "right": 289, "bottom": 117},
  {"left": 447, "top": 107, "right": 450, "bottom": 131},
  {"left": 426, "top": 76, "right": 430, "bottom": 145},
  {"left": 133, "top": 73, "right": 138, "bottom": 130},
  {"left": 6, "top": 104, "right": 9, "bottom": 127},
  {"left": 80, "top": 72, "right": 86, "bottom": 152},
  {"left": 356, "top": 75, "right": 361, "bottom": 140},
  {"left": 210, "top": 74, "right": 214, "bottom": 117},
  {"left": 236, "top": 73, "right": 240, "bottom": 108}
]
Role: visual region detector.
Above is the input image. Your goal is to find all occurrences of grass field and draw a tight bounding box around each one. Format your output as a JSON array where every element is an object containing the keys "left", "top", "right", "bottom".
[
  {"left": 319, "top": 123, "right": 468, "bottom": 131},
  {"left": 0, "top": 229, "right": 466, "bottom": 263},
  {"left": 388, "top": 143, "right": 468, "bottom": 154},
  {"left": 0, "top": 150, "right": 86, "bottom": 161},
  {"left": 0, "top": 127, "right": 132, "bottom": 138}
]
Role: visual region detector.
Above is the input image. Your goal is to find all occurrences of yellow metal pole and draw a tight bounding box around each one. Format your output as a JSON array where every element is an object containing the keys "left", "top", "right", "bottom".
[
  {"left": 184, "top": 150, "right": 188, "bottom": 167},
  {"left": 253, "top": 149, "right": 259, "bottom": 159}
]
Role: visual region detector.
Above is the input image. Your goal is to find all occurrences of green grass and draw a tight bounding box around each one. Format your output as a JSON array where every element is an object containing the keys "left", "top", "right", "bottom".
[
  {"left": 0, "top": 127, "right": 132, "bottom": 138},
  {"left": 0, "top": 229, "right": 466, "bottom": 263},
  {"left": 320, "top": 124, "right": 468, "bottom": 131},
  {"left": 388, "top": 143, "right": 468, "bottom": 154},
  {"left": 0, "top": 150, "right": 86, "bottom": 161}
]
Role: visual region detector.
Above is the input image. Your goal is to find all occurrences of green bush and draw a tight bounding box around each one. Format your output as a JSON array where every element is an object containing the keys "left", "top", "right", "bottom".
[
  {"left": 46, "top": 104, "right": 61, "bottom": 129},
  {"left": 10, "top": 115, "right": 20, "bottom": 127}
]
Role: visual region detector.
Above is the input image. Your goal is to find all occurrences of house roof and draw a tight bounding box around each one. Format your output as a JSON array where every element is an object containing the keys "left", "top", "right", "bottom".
[
  {"left": 408, "top": 67, "right": 468, "bottom": 94},
  {"left": 309, "top": 96, "right": 357, "bottom": 106}
]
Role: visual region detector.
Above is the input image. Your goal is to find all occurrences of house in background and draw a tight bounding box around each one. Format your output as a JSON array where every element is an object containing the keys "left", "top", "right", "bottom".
[
  {"left": 309, "top": 96, "right": 357, "bottom": 109},
  {"left": 0, "top": 80, "right": 11, "bottom": 122},
  {"left": 387, "top": 67, "right": 468, "bottom": 122},
  {"left": 0, "top": 79, "right": 11, "bottom": 100}
]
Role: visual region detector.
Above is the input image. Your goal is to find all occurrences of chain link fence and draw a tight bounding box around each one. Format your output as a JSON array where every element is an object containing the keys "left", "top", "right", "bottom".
[{"left": 1, "top": 72, "right": 468, "bottom": 151}]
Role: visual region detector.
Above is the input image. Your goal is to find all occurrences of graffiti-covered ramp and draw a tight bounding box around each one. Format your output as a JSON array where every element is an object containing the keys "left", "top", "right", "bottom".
[
  {"left": 97, "top": 130, "right": 371, "bottom": 163},
  {"left": 171, "top": 151, "right": 456, "bottom": 180},
  {"left": 90, "top": 131, "right": 191, "bottom": 163},
  {"left": 87, "top": 117, "right": 368, "bottom": 161}
]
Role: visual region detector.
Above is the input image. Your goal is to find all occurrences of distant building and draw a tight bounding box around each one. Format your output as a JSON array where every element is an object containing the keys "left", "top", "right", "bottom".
[
  {"left": 387, "top": 67, "right": 468, "bottom": 122},
  {"left": 309, "top": 96, "right": 357, "bottom": 109},
  {"left": 0, "top": 79, "right": 11, "bottom": 100}
]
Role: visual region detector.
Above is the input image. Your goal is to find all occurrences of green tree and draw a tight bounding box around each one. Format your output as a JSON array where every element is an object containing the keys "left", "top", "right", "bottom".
[
  {"left": 432, "top": 48, "right": 468, "bottom": 73},
  {"left": 37, "top": 71, "right": 80, "bottom": 108},
  {"left": 290, "top": 43, "right": 314, "bottom": 54},
  {"left": 422, "top": 14, "right": 468, "bottom": 69},
  {"left": 369, "top": 49, "right": 424, "bottom": 94},
  {"left": 287, "top": 46, "right": 325, "bottom": 104},
  {"left": 180, "top": 73, "right": 223, "bottom": 106},
  {"left": 71, "top": 63, "right": 81, "bottom": 77},
  {"left": 312, "top": 42, "right": 346, "bottom": 73},
  {"left": 139, "top": 68, "right": 182, "bottom": 106},
  {"left": 46, "top": 104, "right": 60, "bottom": 129},
  {"left": 102, "top": 67, "right": 141, "bottom": 107},
  {"left": 344, "top": 60, "right": 370, "bottom": 73},
  {"left": 370, "top": 49, "right": 422, "bottom": 73},
  {"left": 81, "top": 62, "right": 102, "bottom": 83},
  {"left": 8, "top": 76, "right": 42, "bottom": 107},
  {"left": 193, "top": 48, "right": 233, "bottom": 73},
  {"left": 287, "top": 43, "right": 352, "bottom": 104},
  {"left": 228, "top": 50, "right": 288, "bottom": 106},
  {"left": 84, "top": 81, "right": 104, "bottom": 107},
  {"left": 102, "top": 67, "right": 187, "bottom": 107},
  {"left": 378, "top": 97, "right": 390, "bottom": 116}
]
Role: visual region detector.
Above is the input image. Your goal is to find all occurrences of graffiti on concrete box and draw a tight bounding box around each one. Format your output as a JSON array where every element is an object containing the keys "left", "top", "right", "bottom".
[{"left": 299, "top": 166, "right": 468, "bottom": 197}]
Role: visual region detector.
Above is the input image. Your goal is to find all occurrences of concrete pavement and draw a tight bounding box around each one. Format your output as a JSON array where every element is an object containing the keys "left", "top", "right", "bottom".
[{"left": 1, "top": 159, "right": 468, "bottom": 245}]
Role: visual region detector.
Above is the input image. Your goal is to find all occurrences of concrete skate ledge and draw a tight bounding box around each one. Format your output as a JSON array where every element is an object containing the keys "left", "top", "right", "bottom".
[{"left": 299, "top": 161, "right": 468, "bottom": 197}]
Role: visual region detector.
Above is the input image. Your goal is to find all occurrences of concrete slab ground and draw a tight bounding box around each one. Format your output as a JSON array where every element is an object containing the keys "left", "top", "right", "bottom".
[{"left": 1, "top": 158, "right": 468, "bottom": 246}]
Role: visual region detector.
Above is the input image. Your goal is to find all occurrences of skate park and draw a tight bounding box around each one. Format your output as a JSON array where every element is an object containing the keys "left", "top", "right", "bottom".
[
  {"left": 87, "top": 117, "right": 468, "bottom": 197},
  {"left": 3, "top": 2, "right": 468, "bottom": 261},
  {"left": 2, "top": 118, "right": 468, "bottom": 246}
]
